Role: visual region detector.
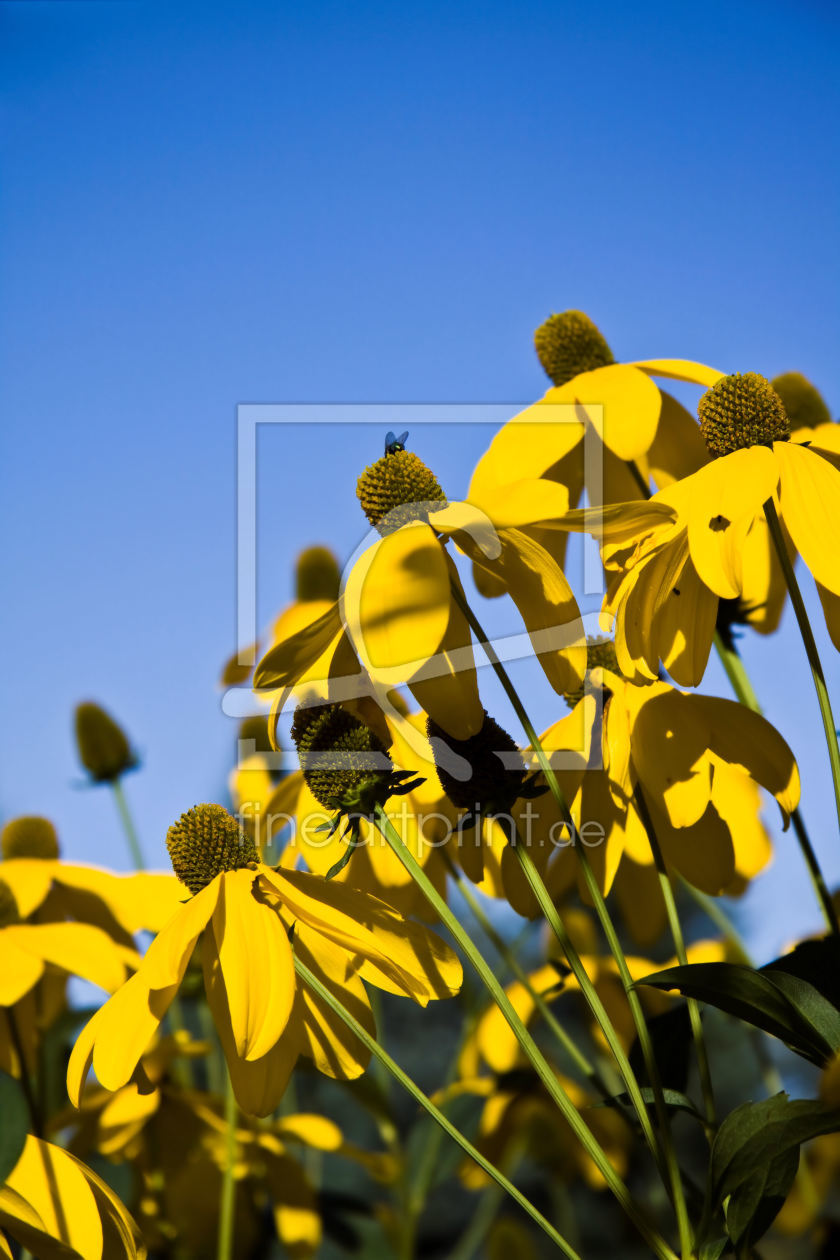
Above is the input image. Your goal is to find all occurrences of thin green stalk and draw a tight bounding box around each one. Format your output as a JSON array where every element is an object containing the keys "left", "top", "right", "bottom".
[
  {"left": 8, "top": 1009, "right": 43, "bottom": 1137},
  {"left": 293, "top": 952, "right": 585, "bottom": 1259},
  {"left": 512, "top": 841, "right": 694, "bottom": 1259},
  {"left": 216, "top": 1068, "right": 238, "bottom": 1260},
  {"left": 635, "top": 786, "right": 716, "bottom": 1129},
  {"left": 714, "top": 628, "right": 839, "bottom": 935},
  {"left": 441, "top": 849, "right": 618, "bottom": 1097},
  {"left": 374, "top": 805, "right": 679, "bottom": 1260},
  {"left": 111, "top": 778, "right": 145, "bottom": 869},
  {"left": 764, "top": 498, "right": 840, "bottom": 837},
  {"left": 451, "top": 585, "right": 693, "bottom": 1253}
]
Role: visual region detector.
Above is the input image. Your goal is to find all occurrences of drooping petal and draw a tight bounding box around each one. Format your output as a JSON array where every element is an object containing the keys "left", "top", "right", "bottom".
[
  {"left": 572, "top": 362, "right": 662, "bottom": 461},
  {"left": 471, "top": 526, "right": 586, "bottom": 698},
  {"left": 652, "top": 799, "right": 736, "bottom": 895},
  {"left": 0, "top": 1136, "right": 103, "bottom": 1260},
  {"left": 140, "top": 878, "right": 220, "bottom": 990},
  {"left": 90, "top": 974, "right": 178, "bottom": 1094},
  {"left": 712, "top": 762, "right": 773, "bottom": 891},
  {"left": 629, "top": 689, "right": 714, "bottom": 828},
  {"left": 202, "top": 934, "right": 299, "bottom": 1117},
  {"left": 468, "top": 389, "right": 584, "bottom": 495},
  {"left": 293, "top": 927, "right": 375, "bottom": 1079},
  {"left": 0, "top": 860, "right": 54, "bottom": 919},
  {"left": 254, "top": 602, "right": 343, "bottom": 691},
  {"left": 632, "top": 359, "right": 725, "bottom": 388},
  {"left": 275, "top": 1113, "right": 343, "bottom": 1150},
  {"left": 466, "top": 478, "right": 571, "bottom": 530},
  {"left": 13, "top": 922, "right": 130, "bottom": 994},
  {"left": 261, "top": 867, "right": 462, "bottom": 1002},
  {"left": 344, "top": 524, "right": 451, "bottom": 683},
  {"left": 652, "top": 555, "right": 718, "bottom": 687},
  {"left": 647, "top": 390, "right": 709, "bottom": 490},
  {"left": 0, "top": 937, "right": 44, "bottom": 1006},
  {"left": 406, "top": 558, "right": 484, "bottom": 739},
  {"left": 211, "top": 869, "right": 295, "bottom": 1060},
  {"left": 686, "top": 447, "right": 779, "bottom": 599},
  {"left": 776, "top": 442, "right": 840, "bottom": 594},
  {"left": 691, "top": 694, "right": 800, "bottom": 823}
]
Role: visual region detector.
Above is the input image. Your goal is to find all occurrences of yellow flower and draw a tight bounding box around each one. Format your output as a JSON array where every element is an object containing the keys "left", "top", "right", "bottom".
[
  {"left": 531, "top": 645, "right": 794, "bottom": 898},
  {"left": 586, "top": 373, "right": 840, "bottom": 685},
  {"left": 0, "top": 1134, "right": 145, "bottom": 1259},
  {"left": 470, "top": 310, "right": 721, "bottom": 517},
  {"left": 68, "top": 804, "right": 462, "bottom": 1117},
  {"left": 254, "top": 440, "right": 586, "bottom": 740}
]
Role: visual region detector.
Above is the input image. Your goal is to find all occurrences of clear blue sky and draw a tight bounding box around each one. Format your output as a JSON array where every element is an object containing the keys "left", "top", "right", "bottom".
[{"left": 1, "top": 0, "right": 838, "bottom": 959}]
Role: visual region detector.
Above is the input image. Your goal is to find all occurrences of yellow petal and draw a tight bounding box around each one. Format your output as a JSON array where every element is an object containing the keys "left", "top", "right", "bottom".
[
  {"left": 468, "top": 389, "right": 584, "bottom": 496},
  {"left": 776, "top": 442, "right": 840, "bottom": 594},
  {"left": 652, "top": 555, "right": 718, "bottom": 687},
  {"left": 254, "top": 602, "right": 342, "bottom": 691},
  {"left": 0, "top": 859, "right": 54, "bottom": 918},
  {"left": 466, "top": 478, "right": 571, "bottom": 530},
  {"left": 344, "top": 524, "right": 451, "bottom": 681},
  {"left": 13, "top": 922, "right": 129, "bottom": 994},
  {"left": 686, "top": 447, "right": 779, "bottom": 599},
  {"left": 1, "top": 1136, "right": 103, "bottom": 1260},
  {"left": 263, "top": 1150, "right": 321, "bottom": 1255},
  {"left": 91, "top": 974, "right": 177, "bottom": 1094},
  {"left": 653, "top": 799, "right": 736, "bottom": 894},
  {"left": 691, "top": 694, "right": 800, "bottom": 822},
  {"left": 632, "top": 359, "right": 725, "bottom": 388},
  {"left": 572, "top": 363, "right": 661, "bottom": 461},
  {"left": 140, "top": 878, "right": 220, "bottom": 990},
  {"left": 475, "top": 963, "right": 562, "bottom": 1073},
  {"left": 630, "top": 689, "right": 714, "bottom": 828},
  {"left": 202, "top": 934, "right": 298, "bottom": 1117},
  {"left": 712, "top": 763, "right": 772, "bottom": 888},
  {"left": 211, "top": 869, "right": 295, "bottom": 1060},
  {"left": 647, "top": 390, "right": 708, "bottom": 490},
  {"left": 407, "top": 558, "right": 484, "bottom": 739},
  {"left": 293, "top": 928, "right": 375, "bottom": 1079},
  {"left": 0, "top": 937, "right": 44, "bottom": 1005},
  {"left": 262, "top": 868, "right": 462, "bottom": 1002},
  {"left": 275, "top": 1113, "right": 343, "bottom": 1151},
  {"left": 471, "top": 527, "right": 586, "bottom": 697}
]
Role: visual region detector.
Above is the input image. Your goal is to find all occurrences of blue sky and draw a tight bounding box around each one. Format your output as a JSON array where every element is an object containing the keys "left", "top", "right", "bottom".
[{"left": 1, "top": 0, "right": 838, "bottom": 959}]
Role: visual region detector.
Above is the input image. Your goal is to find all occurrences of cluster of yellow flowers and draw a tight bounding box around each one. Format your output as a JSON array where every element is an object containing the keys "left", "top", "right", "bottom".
[{"left": 2, "top": 312, "right": 840, "bottom": 1259}]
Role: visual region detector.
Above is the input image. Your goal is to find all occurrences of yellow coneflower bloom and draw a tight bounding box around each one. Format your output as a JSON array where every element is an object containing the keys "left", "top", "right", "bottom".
[
  {"left": 68, "top": 803, "right": 461, "bottom": 1117},
  {"left": 469, "top": 310, "right": 722, "bottom": 530},
  {"left": 0, "top": 1134, "right": 145, "bottom": 1259},
  {"left": 532, "top": 641, "right": 793, "bottom": 899},
  {"left": 254, "top": 437, "right": 586, "bottom": 740},
  {"left": 587, "top": 373, "right": 840, "bottom": 685}
]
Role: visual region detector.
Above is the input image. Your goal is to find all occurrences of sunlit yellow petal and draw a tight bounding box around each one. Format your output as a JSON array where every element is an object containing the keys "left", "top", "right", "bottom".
[
  {"left": 202, "top": 934, "right": 298, "bottom": 1117},
  {"left": 630, "top": 689, "right": 714, "bottom": 828},
  {"left": 653, "top": 555, "right": 718, "bottom": 687},
  {"left": 2, "top": 1136, "right": 103, "bottom": 1260},
  {"left": 468, "top": 390, "right": 584, "bottom": 497},
  {"left": 692, "top": 694, "right": 800, "bottom": 822},
  {"left": 344, "top": 523, "right": 451, "bottom": 681},
  {"left": 466, "top": 478, "right": 571, "bottom": 530},
  {"left": 632, "top": 359, "right": 725, "bottom": 388},
  {"left": 686, "top": 447, "right": 778, "bottom": 599},
  {"left": 140, "top": 878, "right": 220, "bottom": 990},
  {"left": 91, "top": 974, "right": 176, "bottom": 1094},
  {"left": 293, "top": 928, "right": 375, "bottom": 1079},
  {"left": 12, "top": 922, "right": 129, "bottom": 994},
  {"left": 275, "top": 1113, "right": 343, "bottom": 1151},
  {"left": 211, "top": 869, "right": 295, "bottom": 1060},
  {"left": 476, "top": 962, "right": 562, "bottom": 1073},
  {"left": 572, "top": 362, "right": 661, "bottom": 461},
  {"left": 0, "top": 937, "right": 44, "bottom": 1005},
  {"left": 776, "top": 442, "right": 840, "bottom": 594},
  {"left": 406, "top": 559, "right": 484, "bottom": 739}
]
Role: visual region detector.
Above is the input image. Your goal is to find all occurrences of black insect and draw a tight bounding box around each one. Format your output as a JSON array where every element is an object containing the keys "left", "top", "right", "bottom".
[{"left": 384, "top": 429, "right": 409, "bottom": 455}]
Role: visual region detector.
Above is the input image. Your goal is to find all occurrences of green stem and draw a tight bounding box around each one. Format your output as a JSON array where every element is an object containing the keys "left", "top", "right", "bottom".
[
  {"left": 452, "top": 585, "right": 693, "bottom": 1252},
  {"left": 293, "top": 952, "right": 585, "bottom": 1259},
  {"left": 714, "top": 628, "right": 839, "bottom": 935},
  {"left": 635, "top": 786, "right": 716, "bottom": 1129},
  {"left": 111, "top": 778, "right": 146, "bottom": 870},
  {"left": 216, "top": 1068, "right": 238, "bottom": 1260},
  {"left": 374, "top": 806, "right": 679, "bottom": 1260},
  {"left": 7, "top": 1009, "right": 42, "bottom": 1137},
  {"left": 764, "top": 497, "right": 840, "bottom": 841},
  {"left": 441, "top": 849, "right": 618, "bottom": 1097}
]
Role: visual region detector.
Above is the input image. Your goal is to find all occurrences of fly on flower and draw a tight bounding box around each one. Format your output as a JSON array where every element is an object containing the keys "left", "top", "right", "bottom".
[{"left": 384, "top": 429, "right": 409, "bottom": 455}]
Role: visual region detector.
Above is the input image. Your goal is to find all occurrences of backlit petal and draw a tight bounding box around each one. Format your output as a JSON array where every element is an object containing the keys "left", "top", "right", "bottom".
[
  {"left": 686, "top": 448, "right": 778, "bottom": 599},
  {"left": 293, "top": 928, "right": 375, "bottom": 1079},
  {"left": 211, "top": 869, "right": 295, "bottom": 1060},
  {"left": 572, "top": 363, "right": 661, "bottom": 461},
  {"left": 254, "top": 602, "right": 343, "bottom": 691},
  {"left": 632, "top": 359, "right": 725, "bottom": 388},
  {"left": 406, "top": 558, "right": 484, "bottom": 739},
  {"left": 691, "top": 694, "right": 800, "bottom": 822},
  {"left": 15, "top": 922, "right": 130, "bottom": 994},
  {"left": 468, "top": 388, "right": 584, "bottom": 496},
  {"left": 0, "top": 937, "right": 44, "bottom": 1006},
  {"left": 1, "top": 1136, "right": 102, "bottom": 1260},
  {"left": 776, "top": 442, "right": 840, "bottom": 594},
  {"left": 140, "top": 878, "right": 220, "bottom": 990},
  {"left": 91, "top": 974, "right": 177, "bottom": 1093},
  {"left": 344, "top": 524, "right": 451, "bottom": 681}
]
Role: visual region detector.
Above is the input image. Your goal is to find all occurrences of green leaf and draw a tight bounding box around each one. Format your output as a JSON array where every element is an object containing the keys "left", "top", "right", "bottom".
[
  {"left": 698, "top": 1238, "right": 729, "bottom": 1260},
  {"left": 636, "top": 961, "right": 837, "bottom": 1066},
  {"left": 762, "top": 937, "right": 840, "bottom": 1010},
  {"left": 595, "top": 1086, "right": 706, "bottom": 1126},
  {"left": 710, "top": 1093, "right": 840, "bottom": 1251},
  {"left": 0, "top": 1070, "right": 29, "bottom": 1184}
]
